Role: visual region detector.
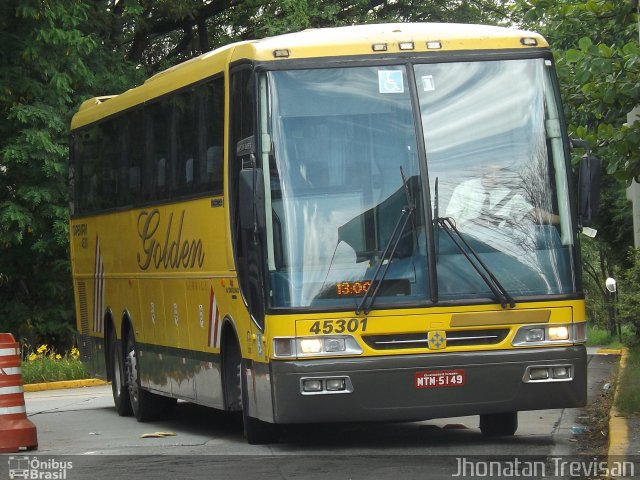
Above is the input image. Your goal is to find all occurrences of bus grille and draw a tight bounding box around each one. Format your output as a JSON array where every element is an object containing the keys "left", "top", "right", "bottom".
[{"left": 362, "top": 329, "right": 510, "bottom": 350}]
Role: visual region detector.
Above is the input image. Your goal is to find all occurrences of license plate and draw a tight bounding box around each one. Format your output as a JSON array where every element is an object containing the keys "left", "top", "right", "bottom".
[{"left": 415, "top": 369, "right": 466, "bottom": 389}]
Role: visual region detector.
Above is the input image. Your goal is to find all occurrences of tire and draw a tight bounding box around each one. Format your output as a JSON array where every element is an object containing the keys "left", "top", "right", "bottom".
[
  {"left": 222, "top": 333, "right": 242, "bottom": 411},
  {"left": 479, "top": 411, "right": 518, "bottom": 437},
  {"left": 109, "top": 329, "right": 132, "bottom": 416},
  {"left": 125, "top": 331, "right": 176, "bottom": 422},
  {"left": 241, "top": 360, "right": 278, "bottom": 444}
]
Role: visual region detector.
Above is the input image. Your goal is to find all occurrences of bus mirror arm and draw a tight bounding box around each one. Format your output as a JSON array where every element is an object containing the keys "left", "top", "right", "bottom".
[{"left": 572, "top": 139, "right": 601, "bottom": 228}]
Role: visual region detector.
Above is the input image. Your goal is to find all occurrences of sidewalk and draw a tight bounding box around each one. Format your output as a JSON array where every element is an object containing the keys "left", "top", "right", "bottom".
[{"left": 23, "top": 378, "right": 108, "bottom": 392}]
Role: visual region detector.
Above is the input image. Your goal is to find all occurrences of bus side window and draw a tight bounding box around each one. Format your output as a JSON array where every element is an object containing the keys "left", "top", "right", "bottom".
[
  {"left": 198, "top": 76, "right": 225, "bottom": 194},
  {"left": 157, "top": 158, "right": 167, "bottom": 190},
  {"left": 75, "top": 128, "right": 100, "bottom": 213},
  {"left": 126, "top": 109, "right": 144, "bottom": 205},
  {"left": 148, "top": 101, "right": 172, "bottom": 201}
]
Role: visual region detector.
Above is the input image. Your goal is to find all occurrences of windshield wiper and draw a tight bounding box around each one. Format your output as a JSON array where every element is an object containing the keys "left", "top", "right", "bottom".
[
  {"left": 436, "top": 217, "right": 516, "bottom": 309},
  {"left": 356, "top": 167, "right": 415, "bottom": 315}
]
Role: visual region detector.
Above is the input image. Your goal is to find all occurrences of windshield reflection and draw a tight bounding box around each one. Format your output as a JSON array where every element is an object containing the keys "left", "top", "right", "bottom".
[
  {"left": 417, "top": 59, "right": 576, "bottom": 299},
  {"left": 266, "top": 67, "right": 428, "bottom": 309},
  {"left": 263, "top": 59, "right": 577, "bottom": 310}
]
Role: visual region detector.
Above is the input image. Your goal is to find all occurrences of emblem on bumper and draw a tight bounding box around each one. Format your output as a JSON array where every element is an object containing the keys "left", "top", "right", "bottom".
[{"left": 428, "top": 331, "right": 447, "bottom": 350}]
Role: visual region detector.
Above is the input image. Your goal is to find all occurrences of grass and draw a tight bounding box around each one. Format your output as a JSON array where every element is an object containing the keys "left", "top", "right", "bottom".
[
  {"left": 586, "top": 324, "right": 634, "bottom": 348},
  {"left": 585, "top": 325, "right": 640, "bottom": 414},
  {"left": 20, "top": 345, "right": 90, "bottom": 384},
  {"left": 615, "top": 342, "right": 640, "bottom": 415}
]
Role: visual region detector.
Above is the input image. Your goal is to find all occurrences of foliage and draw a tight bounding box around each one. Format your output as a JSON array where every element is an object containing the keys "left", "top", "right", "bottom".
[
  {"left": 0, "top": 1, "right": 90, "bottom": 346},
  {"left": 512, "top": 0, "right": 640, "bottom": 181},
  {"left": 618, "top": 249, "right": 640, "bottom": 338},
  {"left": 0, "top": 1, "right": 140, "bottom": 347},
  {"left": 20, "top": 344, "right": 88, "bottom": 384},
  {"left": 586, "top": 324, "right": 635, "bottom": 347}
]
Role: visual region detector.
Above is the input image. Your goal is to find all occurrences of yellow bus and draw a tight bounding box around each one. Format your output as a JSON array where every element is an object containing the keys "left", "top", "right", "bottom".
[{"left": 69, "top": 23, "right": 599, "bottom": 444}]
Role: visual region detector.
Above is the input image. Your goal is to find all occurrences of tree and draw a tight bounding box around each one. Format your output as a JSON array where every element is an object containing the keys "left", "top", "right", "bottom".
[
  {"left": 0, "top": 0, "right": 140, "bottom": 346},
  {"left": 513, "top": 0, "right": 640, "bottom": 181},
  {"left": 85, "top": 1, "right": 514, "bottom": 74}
]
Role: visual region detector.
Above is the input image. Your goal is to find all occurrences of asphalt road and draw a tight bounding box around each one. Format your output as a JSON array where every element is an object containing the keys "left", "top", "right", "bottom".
[{"left": 2, "top": 349, "right": 618, "bottom": 480}]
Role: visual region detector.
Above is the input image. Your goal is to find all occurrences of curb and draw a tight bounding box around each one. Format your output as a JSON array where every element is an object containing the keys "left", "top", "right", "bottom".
[
  {"left": 23, "top": 378, "right": 109, "bottom": 392},
  {"left": 601, "top": 347, "right": 629, "bottom": 476}
]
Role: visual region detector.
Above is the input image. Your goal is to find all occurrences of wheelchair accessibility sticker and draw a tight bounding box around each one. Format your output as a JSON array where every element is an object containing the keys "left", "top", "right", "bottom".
[{"left": 378, "top": 70, "right": 404, "bottom": 93}]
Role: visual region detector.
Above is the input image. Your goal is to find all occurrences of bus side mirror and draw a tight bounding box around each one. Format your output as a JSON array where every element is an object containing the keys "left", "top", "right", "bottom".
[{"left": 577, "top": 153, "right": 601, "bottom": 227}]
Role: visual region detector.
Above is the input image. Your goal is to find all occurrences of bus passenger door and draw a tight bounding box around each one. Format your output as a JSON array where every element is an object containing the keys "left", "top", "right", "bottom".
[
  {"left": 229, "top": 66, "right": 275, "bottom": 422},
  {"left": 229, "top": 66, "right": 265, "bottom": 332}
]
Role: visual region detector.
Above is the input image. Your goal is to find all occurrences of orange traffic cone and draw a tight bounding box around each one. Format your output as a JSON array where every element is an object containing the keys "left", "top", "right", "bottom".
[{"left": 0, "top": 333, "right": 37, "bottom": 452}]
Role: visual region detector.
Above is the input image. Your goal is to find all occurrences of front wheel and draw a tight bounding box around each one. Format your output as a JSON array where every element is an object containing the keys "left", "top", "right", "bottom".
[
  {"left": 241, "top": 361, "right": 279, "bottom": 444},
  {"left": 479, "top": 411, "right": 518, "bottom": 436}
]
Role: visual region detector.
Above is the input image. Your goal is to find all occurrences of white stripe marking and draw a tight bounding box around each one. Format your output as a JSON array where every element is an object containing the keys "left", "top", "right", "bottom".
[
  {"left": 0, "top": 367, "right": 21, "bottom": 375},
  {"left": 0, "top": 386, "right": 24, "bottom": 395},
  {"left": 0, "top": 348, "right": 17, "bottom": 356},
  {"left": 0, "top": 405, "right": 26, "bottom": 415}
]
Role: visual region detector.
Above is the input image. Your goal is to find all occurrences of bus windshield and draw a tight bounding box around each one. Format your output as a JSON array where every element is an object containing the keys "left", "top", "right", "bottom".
[{"left": 263, "top": 58, "right": 577, "bottom": 310}]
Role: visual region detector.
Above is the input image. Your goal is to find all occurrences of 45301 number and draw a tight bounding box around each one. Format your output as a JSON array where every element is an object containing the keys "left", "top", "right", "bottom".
[{"left": 308, "top": 318, "right": 368, "bottom": 335}]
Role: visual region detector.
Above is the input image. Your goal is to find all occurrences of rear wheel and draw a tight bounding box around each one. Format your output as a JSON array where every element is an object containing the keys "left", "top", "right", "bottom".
[
  {"left": 479, "top": 411, "right": 518, "bottom": 436},
  {"left": 109, "top": 329, "right": 132, "bottom": 416},
  {"left": 125, "top": 331, "right": 176, "bottom": 422}
]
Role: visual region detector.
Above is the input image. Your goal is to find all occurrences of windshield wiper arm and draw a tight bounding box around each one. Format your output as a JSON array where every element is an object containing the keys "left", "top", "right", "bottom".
[
  {"left": 436, "top": 217, "right": 515, "bottom": 309},
  {"left": 356, "top": 167, "right": 415, "bottom": 315}
]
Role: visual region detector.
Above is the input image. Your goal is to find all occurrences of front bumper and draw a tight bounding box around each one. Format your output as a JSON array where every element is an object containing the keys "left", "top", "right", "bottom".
[{"left": 270, "top": 346, "right": 586, "bottom": 424}]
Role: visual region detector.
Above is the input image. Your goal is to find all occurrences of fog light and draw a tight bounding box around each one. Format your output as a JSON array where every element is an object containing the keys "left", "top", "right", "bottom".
[
  {"left": 324, "top": 337, "right": 346, "bottom": 353},
  {"left": 552, "top": 366, "right": 571, "bottom": 379},
  {"left": 530, "top": 367, "right": 549, "bottom": 380},
  {"left": 548, "top": 326, "right": 569, "bottom": 341},
  {"left": 526, "top": 328, "right": 545, "bottom": 342},
  {"left": 302, "top": 379, "right": 323, "bottom": 392},
  {"left": 299, "top": 338, "right": 323, "bottom": 354},
  {"left": 325, "top": 378, "right": 346, "bottom": 391}
]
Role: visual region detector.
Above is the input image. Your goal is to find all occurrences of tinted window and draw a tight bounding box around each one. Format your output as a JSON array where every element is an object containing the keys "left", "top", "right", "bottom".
[{"left": 72, "top": 75, "right": 225, "bottom": 215}]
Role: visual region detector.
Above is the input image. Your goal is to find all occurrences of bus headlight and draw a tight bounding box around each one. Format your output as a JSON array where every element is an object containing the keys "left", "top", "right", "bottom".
[
  {"left": 525, "top": 328, "right": 545, "bottom": 343},
  {"left": 273, "top": 335, "right": 363, "bottom": 358},
  {"left": 512, "top": 322, "right": 586, "bottom": 346},
  {"left": 548, "top": 326, "right": 569, "bottom": 341},
  {"left": 297, "top": 335, "right": 362, "bottom": 357},
  {"left": 299, "top": 338, "right": 323, "bottom": 354}
]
